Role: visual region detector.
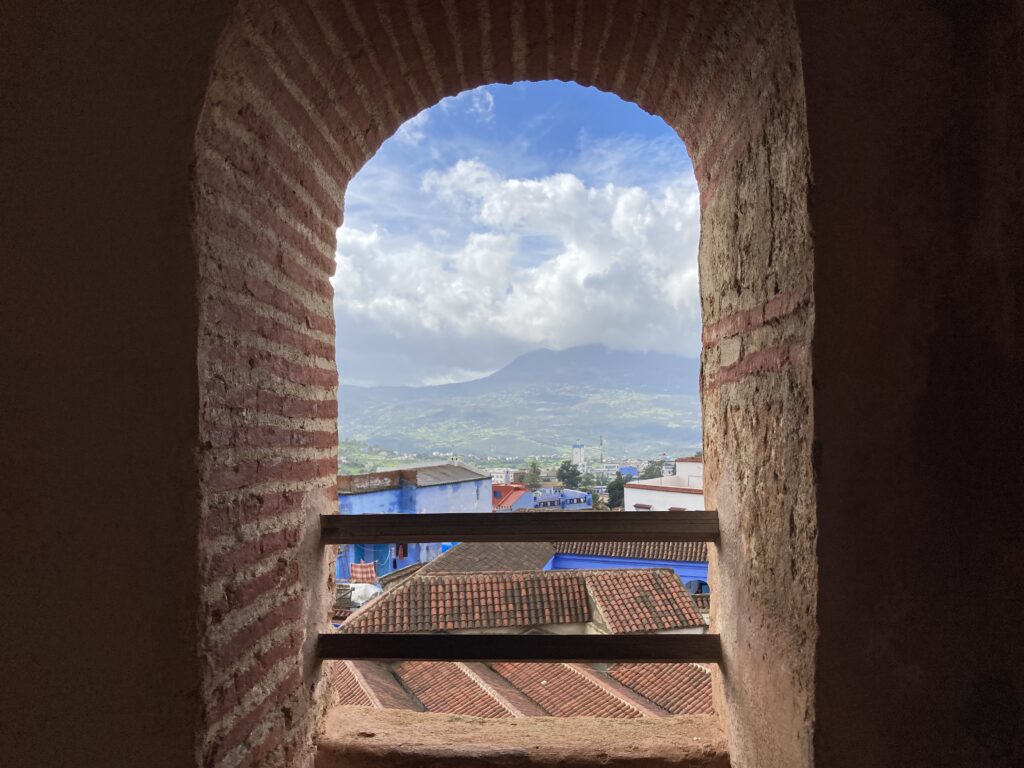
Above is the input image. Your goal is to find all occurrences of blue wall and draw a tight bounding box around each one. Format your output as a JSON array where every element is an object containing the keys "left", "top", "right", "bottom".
[
  {"left": 544, "top": 553, "right": 708, "bottom": 583},
  {"left": 533, "top": 488, "right": 593, "bottom": 509},
  {"left": 337, "top": 477, "right": 491, "bottom": 579}
]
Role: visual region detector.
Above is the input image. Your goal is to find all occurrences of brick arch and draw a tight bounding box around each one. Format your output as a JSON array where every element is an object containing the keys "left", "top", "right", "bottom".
[{"left": 192, "top": 1, "right": 815, "bottom": 765}]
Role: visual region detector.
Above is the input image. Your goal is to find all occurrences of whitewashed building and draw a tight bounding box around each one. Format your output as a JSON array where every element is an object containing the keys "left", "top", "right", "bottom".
[{"left": 623, "top": 457, "right": 705, "bottom": 511}]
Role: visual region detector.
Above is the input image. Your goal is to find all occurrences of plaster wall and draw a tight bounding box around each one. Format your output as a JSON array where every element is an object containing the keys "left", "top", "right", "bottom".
[
  {"left": 625, "top": 486, "right": 707, "bottom": 511},
  {"left": 339, "top": 488, "right": 403, "bottom": 514},
  {"left": 795, "top": 2, "right": 1024, "bottom": 765},
  {"left": 1, "top": 2, "right": 233, "bottom": 767},
  {"left": 407, "top": 479, "right": 492, "bottom": 514}
]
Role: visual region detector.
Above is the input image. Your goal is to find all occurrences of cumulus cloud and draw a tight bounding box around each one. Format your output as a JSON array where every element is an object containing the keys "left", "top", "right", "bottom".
[{"left": 333, "top": 159, "right": 700, "bottom": 384}]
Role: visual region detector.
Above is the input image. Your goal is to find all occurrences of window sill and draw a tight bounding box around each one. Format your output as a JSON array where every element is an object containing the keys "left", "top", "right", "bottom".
[{"left": 316, "top": 706, "right": 729, "bottom": 767}]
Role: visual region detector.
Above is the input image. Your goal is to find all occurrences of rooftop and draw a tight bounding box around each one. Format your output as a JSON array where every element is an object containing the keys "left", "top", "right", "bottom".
[
  {"left": 624, "top": 475, "right": 705, "bottom": 494},
  {"left": 417, "top": 541, "right": 556, "bottom": 576},
  {"left": 339, "top": 568, "right": 705, "bottom": 635},
  {"left": 328, "top": 659, "right": 713, "bottom": 719},
  {"left": 552, "top": 540, "right": 709, "bottom": 563},
  {"left": 338, "top": 463, "right": 489, "bottom": 494}
]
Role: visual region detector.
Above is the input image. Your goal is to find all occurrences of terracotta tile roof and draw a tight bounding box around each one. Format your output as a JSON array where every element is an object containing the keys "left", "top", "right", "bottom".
[
  {"left": 396, "top": 661, "right": 511, "bottom": 719},
  {"left": 326, "top": 660, "right": 422, "bottom": 710},
  {"left": 693, "top": 593, "right": 711, "bottom": 611},
  {"left": 340, "top": 571, "right": 590, "bottom": 634},
  {"left": 608, "top": 663, "right": 714, "bottom": 714},
  {"left": 457, "top": 662, "right": 549, "bottom": 716},
  {"left": 329, "top": 660, "right": 714, "bottom": 719},
  {"left": 379, "top": 562, "right": 423, "bottom": 590},
  {"left": 551, "top": 541, "right": 709, "bottom": 563},
  {"left": 585, "top": 569, "right": 705, "bottom": 633},
  {"left": 327, "top": 661, "right": 373, "bottom": 707},
  {"left": 490, "top": 663, "right": 645, "bottom": 718},
  {"left": 494, "top": 488, "right": 529, "bottom": 508},
  {"left": 341, "top": 567, "right": 704, "bottom": 635},
  {"left": 417, "top": 541, "right": 555, "bottom": 576},
  {"left": 492, "top": 483, "right": 531, "bottom": 509}
]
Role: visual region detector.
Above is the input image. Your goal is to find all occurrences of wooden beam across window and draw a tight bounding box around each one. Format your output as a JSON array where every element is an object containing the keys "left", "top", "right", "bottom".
[
  {"left": 320, "top": 510, "right": 719, "bottom": 544},
  {"left": 318, "top": 633, "right": 722, "bottom": 663}
]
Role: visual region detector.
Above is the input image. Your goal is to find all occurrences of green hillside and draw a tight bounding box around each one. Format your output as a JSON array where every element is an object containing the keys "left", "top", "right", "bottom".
[{"left": 338, "top": 345, "right": 701, "bottom": 459}]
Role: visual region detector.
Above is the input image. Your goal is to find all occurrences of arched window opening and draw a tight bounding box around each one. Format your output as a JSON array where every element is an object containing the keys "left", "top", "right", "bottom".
[
  {"left": 190, "top": 2, "right": 817, "bottom": 765},
  {"left": 328, "top": 80, "right": 714, "bottom": 725}
]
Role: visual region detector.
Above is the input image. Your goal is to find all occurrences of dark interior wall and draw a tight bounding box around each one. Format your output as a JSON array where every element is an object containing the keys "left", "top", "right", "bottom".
[
  {"left": 796, "top": 1, "right": 1024, "bottom": 766},
  {"left": 1, "top": 2, "right": 232, "bottom": 766}
]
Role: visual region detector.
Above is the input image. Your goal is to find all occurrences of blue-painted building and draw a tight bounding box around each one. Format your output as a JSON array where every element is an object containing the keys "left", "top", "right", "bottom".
[
  {"left": 532, "top": 487, "right": 593, "bottom": 509},
  {"left": 337, "top": 463, "right": 491, "bottom": 580},
  {"left": 543, "top": 542, "right": 710, "bottom": 593},
  {"left": 617, "top": 465, "right": 639, "bottom": 479}
]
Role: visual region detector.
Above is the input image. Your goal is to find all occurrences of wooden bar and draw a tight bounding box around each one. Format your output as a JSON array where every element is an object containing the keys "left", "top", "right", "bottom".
[
  {"left": 318, "top": 632, "right": 722, "bottom": 663},
  {"left": 320, "top": 510, "right": 719, "bottom": 544}
]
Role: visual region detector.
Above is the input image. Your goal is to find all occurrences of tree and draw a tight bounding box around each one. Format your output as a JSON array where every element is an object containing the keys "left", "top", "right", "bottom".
[
  {"left": 606, "top": 472, "right": 626, "bottom": 509},
  {"left": 580, "top": 471, "right": 596, "bottom": 488},
  {"left": 640, "top": 460, "right": 664, "bottom": 480},
  {"left": 524, "top": 460, "right": 542, "bottom": 490},
  {"left": 556, "top": 459, "right": 582, "bottom": 489}
]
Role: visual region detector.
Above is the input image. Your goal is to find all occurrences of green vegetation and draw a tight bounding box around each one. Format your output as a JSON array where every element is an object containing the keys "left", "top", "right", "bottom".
[
  {"left": 640, "top": 461, "right": 664, "bottom": 479},
  {"left": 556, "top": 460, "right": 583, "bottom": 489},
  {"left": 606, "top": 472, "right": 627, "bottom": 509},
  {"left": 524, "top": 460, "right": 542, "bottom": 490}
]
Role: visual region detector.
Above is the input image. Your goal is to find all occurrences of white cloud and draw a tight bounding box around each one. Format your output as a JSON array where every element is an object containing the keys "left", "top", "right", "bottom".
[
  {"left": 469, "top": 89, "right": 495, "bottom": 122},
  {"left": 333, "top": 159, "right": 701, "bottom": 384},
  {"left": 394, "top": 109, "right": 429, "bottom": 145}
]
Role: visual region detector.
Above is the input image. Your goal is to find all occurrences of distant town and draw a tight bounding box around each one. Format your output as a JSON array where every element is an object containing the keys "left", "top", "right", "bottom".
[{"left": 327, "top": 443, "right": 710, "bottom": 719}]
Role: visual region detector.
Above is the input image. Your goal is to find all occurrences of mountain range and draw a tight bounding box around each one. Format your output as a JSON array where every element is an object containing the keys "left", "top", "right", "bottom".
[{"left": 338, "top": 345, "right": 702, "bottom": 458}]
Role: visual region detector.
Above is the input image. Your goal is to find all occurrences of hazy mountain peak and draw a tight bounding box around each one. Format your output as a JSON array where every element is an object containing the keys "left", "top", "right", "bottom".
[{"left": 338, "top": 345, "right": 701, "bottom": 458}]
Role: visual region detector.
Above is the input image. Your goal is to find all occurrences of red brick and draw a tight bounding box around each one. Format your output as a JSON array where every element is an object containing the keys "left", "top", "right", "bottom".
[
  {"left": 489, "top": 0, "right": 514, "bottom": 82},
  {"left": 210, "top": 595, "right": 305, "bottom": 672},
  {"left": 283, "top": 0, "right": 383, "bottom": 148},
  {"left": 206, "top": 526, "right": 304, "bottom": 581},
  {"left": 206, "top": 295, "right": 335, "bottom": 360},
  {"left": 204, "top": 338, "right": 337, "bottom": 390},
  {"left": 198, "top": 160, "right": 335, "bottom": 279},
  {"left": 204, "top": 489, "right": 309, "bottom": 539},
  {"left": 704, "top": 341, "right": 809, "bottom": 391},
  {"left": 208, "top": 628, "right": 304, "bottom": 721},
  {"left": 202, "top": 120, "right": 341, "bottom": 237},
  {"left": 233, "top": 36, "right": 353, "bottom": 183},
  {"left": 207, "top": 669, "right": 302, "bottom": 765}
]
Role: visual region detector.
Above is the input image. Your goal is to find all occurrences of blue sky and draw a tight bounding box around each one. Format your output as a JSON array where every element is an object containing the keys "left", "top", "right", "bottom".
[{"left": 333, "top": 81, "right": 700, "bottom": 387}]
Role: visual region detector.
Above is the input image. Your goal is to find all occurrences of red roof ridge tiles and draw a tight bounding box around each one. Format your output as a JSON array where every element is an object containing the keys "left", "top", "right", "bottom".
[
  {"left": 457, "top": 662, "right": 549, "bottom": 717},
  {"left": 607, "top": 662, "right": 714, "bottom": 715},
  {"left": 562, "top": 663, "right": 671, "bottom": 717},
  {"left": 346, "top": 660, "right": 422, "bottom": 711},
  {"left": 394, "top": 660, "right": 510, "bottom": 719}
]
